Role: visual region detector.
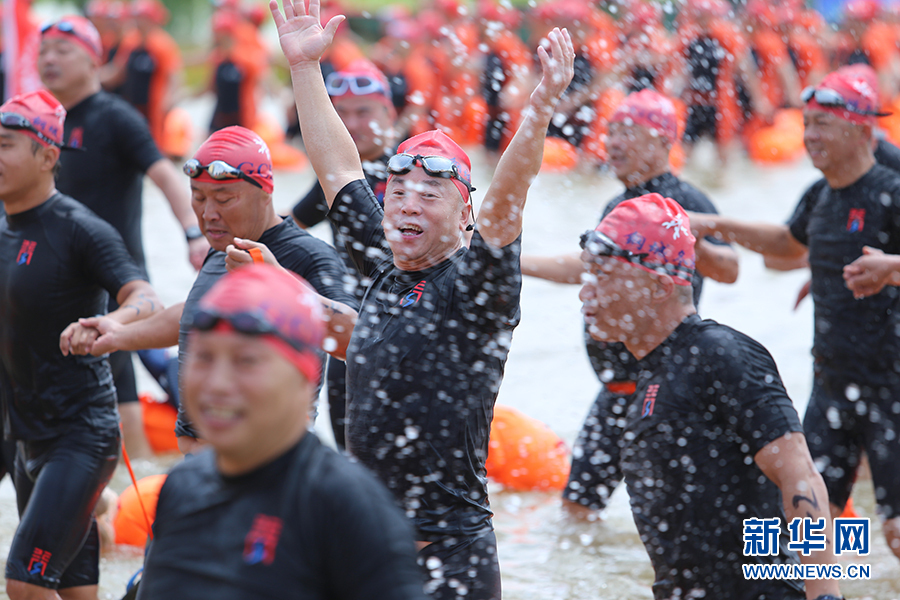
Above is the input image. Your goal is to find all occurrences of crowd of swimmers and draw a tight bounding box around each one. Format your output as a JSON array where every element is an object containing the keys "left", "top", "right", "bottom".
[{"left": 5, "top": 1, "right": 900, "bottom": 600}]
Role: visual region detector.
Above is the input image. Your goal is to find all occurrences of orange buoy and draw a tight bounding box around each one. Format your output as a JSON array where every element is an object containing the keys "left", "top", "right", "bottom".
[
  {"left": 140, "top": 393, "right": 179, "bottom": 454},
  {"left": 541, "top": 137, "right": 579, "bottom": 173},
  {"left": 748, "top": 109, "right": 805, "bottom": 164},
  {"left": 113, "top": 473, "right": 167, "bottom": 547},
  {"left": 160, "top": 107, "right": 194, "bottom": 160},
  {"left": 486, "top": 404, "right": 570, "bottom": 492},
  {"left": 251, "top": 113, "right": 309, "bottom": 170}
]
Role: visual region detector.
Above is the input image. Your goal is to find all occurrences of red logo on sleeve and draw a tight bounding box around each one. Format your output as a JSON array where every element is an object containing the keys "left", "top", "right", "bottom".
[
  {"left": 641, "top": 384, "right": 660, "bottom": 418},
  {"left": 847, "top": 209, "right": 865, "bottom": 232},
  {"left": 243, "top": 514, "right": 283, "bottom": 565},
  {"left": 27, "top": 548, "right": 52, "bottom": 576},
  {"left": 16, "top": 240, "right": 36, "bottom": 265}
]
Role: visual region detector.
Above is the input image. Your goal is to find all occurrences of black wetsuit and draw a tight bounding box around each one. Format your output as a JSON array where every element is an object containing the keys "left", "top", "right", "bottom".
[
  {"left": 624, "top": 314, "right": 805, "bottom": 600},
  {"left": 122, "top": 47, "right": 155, "bottom": 122},
  {"left": 138, "top": 433, "right": 427, "bottom": 600},
  {"left": 210, "top": 59, "right": 243, "bottom": 132},
  {"left": 57, "top": 90, "right": 164, "bottom": 407},
  {"left": 547, "top": 53, "right": 594, "bottom": 147},
  {"left": 291, "top": 158, "right": 388, "bottom": 448},
  {"left": 328, "top": 180, "right": 521, "bottom": 600},
  {"left": 0, "top": 193, "right": 143, "bottom": 589},
  {"left": 565, "top": 173, "right": 731, "bottom": 511},
  {"left": 684, "top": 36, "right": 724, "bottom": 143},
  {"left": 174, "top": 219, "right": 356, "bottom": 439},
  {"left": 787, "top": 163, "right": 900, "bottom": 517}
]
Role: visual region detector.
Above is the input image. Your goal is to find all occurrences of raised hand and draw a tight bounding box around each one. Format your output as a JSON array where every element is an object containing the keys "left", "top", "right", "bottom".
[
  {"left": 269, "top": 0, "right": 344, "bottom": 68},
  {"left": 225, "top": 238, "right": 281, "bottom": 272},
  {"left": 530, "top": 28, "right": 576, "bottom": 113}
]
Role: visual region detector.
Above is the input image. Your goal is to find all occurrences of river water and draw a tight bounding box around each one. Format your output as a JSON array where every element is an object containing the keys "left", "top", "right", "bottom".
[{"left": 1, "top": 127, "right": 898, "bottom": 598}]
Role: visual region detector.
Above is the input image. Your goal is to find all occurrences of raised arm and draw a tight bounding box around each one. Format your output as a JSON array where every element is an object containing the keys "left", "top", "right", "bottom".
[
  {"left": 478, "top": 28, "right": 575, "bottom": 250},
  {"left": 271, "top": 0, "right": 363, "bottom": 206},
  {"left": 755, "top": 432, "right": 842, "bottom": 600}
]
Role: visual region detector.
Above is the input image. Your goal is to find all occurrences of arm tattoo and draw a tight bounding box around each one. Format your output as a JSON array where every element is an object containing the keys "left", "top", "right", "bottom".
[
  {"left": 123, "top": 293, "right": 157, "bottom": 317},
  {"left": 792, "top": 489, "right": 820, "bottom": 519}
]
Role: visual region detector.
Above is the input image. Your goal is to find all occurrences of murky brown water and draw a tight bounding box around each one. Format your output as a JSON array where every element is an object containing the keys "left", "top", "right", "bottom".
[{"left": 1, "top": 113, "right": 898, "bottom": 598}]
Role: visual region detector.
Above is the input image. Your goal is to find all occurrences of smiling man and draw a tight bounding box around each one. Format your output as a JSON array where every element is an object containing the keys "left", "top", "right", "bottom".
[
  {"left": 579, "top": 194, "right": 841, "bottom": 600},
  {"left": 270, "top": 0, "right": 574, "bottom": 597},
  {"left": 689, "top": 64, "right": 900, "bottom": 562},
  {"left": 77, "top": 126, "right": 357, "bottom": 454},
  {"left": 137, "top": 265, "right": 426, "bottom": 600}
]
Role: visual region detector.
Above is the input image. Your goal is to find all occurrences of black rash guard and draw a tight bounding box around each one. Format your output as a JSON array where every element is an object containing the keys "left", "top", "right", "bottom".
[
  {"left": 587, "top": 173, "right": 729, "bottom": 383},
  {"left": 787, "top": 164, "right": 900, "bottom": 381},
  {"left": 56, "top": 91, "right": 163, "bottom": 275},
  {"left": 0, "top": 193, "right": 144, "bottom": 441},
  {"left": 138, "top": 433, "right": 427, "bottom": 600},
  {"left": 174, "top": 218, "right": 357, "bottom": 438},
  {"left": 328, "top": 180, "right": 521, "bottom": 541},
  {"left": 623, "top": 314, "right": 805, "bottom": 600}
]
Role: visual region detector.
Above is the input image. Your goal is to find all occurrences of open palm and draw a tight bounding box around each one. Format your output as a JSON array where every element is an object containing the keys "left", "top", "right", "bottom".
[{"left": 269, "top": 0, "right": 344, "bottom": 66}]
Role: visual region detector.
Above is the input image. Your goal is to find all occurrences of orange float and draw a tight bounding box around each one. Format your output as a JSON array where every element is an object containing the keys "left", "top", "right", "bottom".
[
  {"left": 160, "top": 107, "right": 194, "bottom": 160},
  {"left": 113, "top": 473, "right": 167, "bottom": 547},
  {"left": 748, "top": 109, "right": 805, "bottom": 164},
  {"left": 486, "top": 404, "right": 570, "bottom": 491},
  {"left": 251, "top": 113, "right": 309, "bottom": 171},
  {"left": 140, "top": 393, "right": 179, "bottom": 454},
  {"left": 541, "top": 137, "right": 579, "bottom": 173}
]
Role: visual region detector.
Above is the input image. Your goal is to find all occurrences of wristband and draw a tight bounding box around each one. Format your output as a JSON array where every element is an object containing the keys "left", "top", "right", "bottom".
[
  {"left": 813, "top": 596, "right": 844, "bottom": 600},
  {"left": 185, "top": 226, "right": 203, "bottom": 241},
  {"left": 248, "top": 247, "right": 265, "bottom": 264}
]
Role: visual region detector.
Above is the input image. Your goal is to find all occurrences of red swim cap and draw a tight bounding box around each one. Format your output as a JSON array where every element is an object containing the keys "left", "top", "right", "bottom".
[
  {"left": 191, "top": 126, "right": 274, "bottom": 193},
  {"left": 393, "top": 129, "right": 472, "bottom": 203},
  {"left": 40, "top": 16, "right": 103, "bottom": 63},
  {"left": 806, "top": 64, "right": 885, "bottom": 126},
  {"left": 132, "top": 0, "right": 170, "bottom": 25},
  {"left": 609, "top": 89, "right": 679, "bottom": 145},
  {"left": 593, "top": 193, "right": 696, "bottom": 286},
  {"left": 845, "top": 0, "right": 880, "bottom": 22},
  {"left": 0, "top": 90, "right": 67, "bottom": 148},
  {"left": 195, "top": 264, "right": 326, "bottom": 384}
]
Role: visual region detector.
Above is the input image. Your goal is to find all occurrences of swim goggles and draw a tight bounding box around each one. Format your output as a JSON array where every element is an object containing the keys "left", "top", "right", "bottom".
[
  {"left": 183, "top": 159, "right": 263, "bottom": 189},
  {"left": 386, "top": 153, "right": 475, "bottom": 193},
  {"left": 325, "top": 73, "right": 390, "bottom": 98},
  {"left": 40, "top": 20, "right": 98, "bottom": 52},
  {"left": 0, "top": 112, "right": 63, "bottom": 148},
  {"left": 801, "top": 86, "right": 891, "bottom": 117},
  {"left": 579, "top": 229, "right": 694, "bottom": 282},
  {"left": 190, "top": 308, "right": 312, "bottom": 354}
]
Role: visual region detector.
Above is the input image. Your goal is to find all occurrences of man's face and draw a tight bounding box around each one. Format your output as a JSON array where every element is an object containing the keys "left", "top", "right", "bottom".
[
  {"left": 607, "top": 121, "right": 669, "bottom": 184},
  {"left": 803, "top": 108, "right": 868, "bottom": 173},
  {"left": 191, "top": 179, "right": 270, "bottom": 251},
  {"left": 579, "top": 249, "right": 653, "bottom": 343},
  {"left": 383, "top": 167, "right": 468, "bottom": 271},
  {"left": 334, "top": 96, "right": 393, "bottom": 161},
  {"left": 0, "top": 128, "right": 51, "bottom": 200},
  {"left": 184, "top": 330, "right": 311, "bottom": 474},
  {"left": 38, "top": 37, "right": 96, "bottom": 96}
]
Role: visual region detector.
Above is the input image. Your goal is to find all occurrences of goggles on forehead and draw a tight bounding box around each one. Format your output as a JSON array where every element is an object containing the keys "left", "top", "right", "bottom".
[
  {"left": 801, "top": 86, "right": 891, "bottom": 117},
  {"left": 0, "top": 112, "right": 65, "bottom": 149},
  {"left": 41, "top": 20, "right": 98, "bottom": 51},
  {"left": 325, "top": 73, "right": 390, "bottom": 98},
  {"left": 579, "top": 229, "right": 694, "bottom": 282},
  {"left": 183, "top": 158, "right": 263, "bottom": 189},
  {"left": 386, "top": 153, "right": 476, "bottom": 193},
  {"left": 190, "top": 308, "right": 313, "bottom": 354}
]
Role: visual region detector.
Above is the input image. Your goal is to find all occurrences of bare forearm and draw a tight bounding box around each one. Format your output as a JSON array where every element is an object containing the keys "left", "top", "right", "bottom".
[
  {"left": 692, "top": 214, "right": 806, "bottom": 258},
  {"left": 479, "top": 104, "right": 555, "bottom": 249},
  {"left": 694, "top": 240, "right": 738, "bottom": 284},
  {"left": 109, "top": 303, "right": 183, "bottom": 351},
  {"left": 319, "top": 298, "right": 357, "bottom": 360},
  {"left": 289, "top": 62, "right": 362, "bottom": 205},
  {"left": 109, "top": 283, "right": 162, "bottom": 325},
  {"left": 521, "top": 253, "right": 583, "bottom": 283}
]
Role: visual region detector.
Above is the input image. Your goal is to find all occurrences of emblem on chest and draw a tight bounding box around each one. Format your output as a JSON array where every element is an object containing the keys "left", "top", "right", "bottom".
[
  {"left": 399, "top": 280, "right": 427, "bottom": 307},
  {"left": 641, "top": 384, "right": 660, "bottom": 418},
  {"left": 847, "top": 208, "right": 865, "bottom": 232}
]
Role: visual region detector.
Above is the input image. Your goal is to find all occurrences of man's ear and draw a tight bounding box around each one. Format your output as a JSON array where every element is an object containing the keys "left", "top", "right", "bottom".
[
  {"left": 651, "top": 272, "right": 675, "bottom": 302},
  {"left": 40, "top": 145, "right": 61, "bottom": 174}
]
